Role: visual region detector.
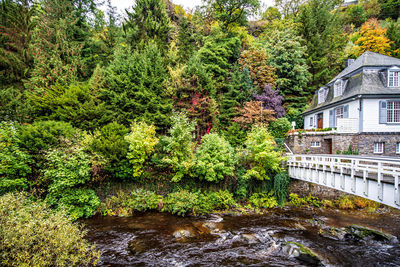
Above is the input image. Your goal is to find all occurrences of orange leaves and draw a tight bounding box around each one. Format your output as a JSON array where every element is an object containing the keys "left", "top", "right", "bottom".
[
  {"left": 233, "top": 101, "right": 276, "bottom": 126},
  {"left": 352, "top": 18, "right": 396, "bottom": 57},
  {"left": 238, "top": 47, "right": 277, "bottom": 89}
]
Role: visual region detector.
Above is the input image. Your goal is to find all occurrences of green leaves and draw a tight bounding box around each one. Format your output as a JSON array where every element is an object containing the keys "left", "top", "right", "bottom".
[
  {"left": 243, "top": 125, "right": 285, "bottom": 180},
  {"left": 195, "top": 133, "right": 237, "bottom": 182},
  {"left": 125, "top": 121, "right": 159, "bottom": 178},
  {"left": 0, "top": 122, "right": 32, "bottom": 194},
  {"left": 159, "top": 112, "right": 195, "bottom": 182}
]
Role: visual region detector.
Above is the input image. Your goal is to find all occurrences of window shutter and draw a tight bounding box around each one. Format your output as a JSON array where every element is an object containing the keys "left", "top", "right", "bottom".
[
  {"left": 329, "top": 109, "right": 334, "bottom": 127},
  {"left": 344, "top": 105, "right": 349, "bottom": 118},
  {"left": 379, "top": 101, "right": 387, "bottom": 123},
  {"left": 314, "top": 115, "right": 317, "bottom": 127}
]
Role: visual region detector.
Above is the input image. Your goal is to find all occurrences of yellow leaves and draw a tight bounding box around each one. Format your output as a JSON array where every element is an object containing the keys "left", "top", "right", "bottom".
[{"left": 351, "top": 18, "right": 394, "bottom": 57}]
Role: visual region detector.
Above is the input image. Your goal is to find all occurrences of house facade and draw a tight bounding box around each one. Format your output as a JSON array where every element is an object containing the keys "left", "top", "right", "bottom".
[{"left": 287, "top": 51, "right": 400, "bottom": 157}]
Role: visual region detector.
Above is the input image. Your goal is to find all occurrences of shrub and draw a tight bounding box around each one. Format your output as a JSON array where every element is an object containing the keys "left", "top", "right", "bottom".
[
  {"left": 195, "top": 133, "right": 237, "bottom": 182},
  {"left": 163, "top": 190, "right": 199, "bottom": 216},
  {"left": 99, "top": 189, "right": 163, "bottom": 216},
  {"left": 44, "top": 145, "right": 100, "bottom": 219},
  {"left": 288, "top": 193, "right": 324, "bottom": 208},
  {"left": 248, "top": 192, "right": 278, "bottom": 208},
  {"left": 204, "top": 190, "right": 237, "bottom": 210},
  {"left": 243, "top": 125, "right": 284, "bottom": 180},
  {"left": 159, "top": 112, "right": 195, "bottom": 182},
  {"left": 268, "top": 117, "right": 291, "bottom": 138},
  {"left": 125, "top": 121, "right": 159, "bottom": 178},
  {"left": 127, "top": 189, "right": 163, "bottom": 212},
  {"left": 0, "top": 122, "right": 32, "bottom": 194},
  {"left": 88, "top": 122, "right": 131, "bottom": 179},
  {"left": 0, "top": 192, "right": 100, "bottom": 266},
  {"left": 46, "top": 188, "right": 100, "bottom": 220},
  {"left": 336, "top": 195, "right": 355, "bottom": 209},
  {"left": 18, "top": 120, "right": 76, "bottom": 154},
  {"left": 273, "top": 172, "right": 290, "bottom": 206}
]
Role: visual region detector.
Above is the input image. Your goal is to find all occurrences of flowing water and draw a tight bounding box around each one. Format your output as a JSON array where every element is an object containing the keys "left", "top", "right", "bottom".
[{"left": 83, "top": 207, "right": 400, "bottom": 267}]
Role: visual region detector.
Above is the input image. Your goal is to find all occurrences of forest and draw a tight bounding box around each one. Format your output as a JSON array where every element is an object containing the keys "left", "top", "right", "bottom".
[{"left": 0, "top": 0, "right": 400, "bottom": 264}]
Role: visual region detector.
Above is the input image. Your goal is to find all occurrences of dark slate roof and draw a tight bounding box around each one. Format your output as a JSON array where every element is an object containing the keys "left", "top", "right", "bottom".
[
  {"left": 303, "top": 51, "right": 400, "bottom": 115},
  {"left": 329, "top": 51, "right": 400, "bottom": 84}
]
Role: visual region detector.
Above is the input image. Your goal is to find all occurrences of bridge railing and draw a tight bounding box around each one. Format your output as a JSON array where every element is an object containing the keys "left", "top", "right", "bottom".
[{"left": 287, "top": 154, "right": 400, "bottom": 208}]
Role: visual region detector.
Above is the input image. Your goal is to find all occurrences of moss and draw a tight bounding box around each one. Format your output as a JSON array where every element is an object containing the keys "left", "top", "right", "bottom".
[
  {"left": 347, "top": 225, "right": 393, "bottom": 241},
  {"left": 285, "top": 241, "right": 317, "bottom": 257}
]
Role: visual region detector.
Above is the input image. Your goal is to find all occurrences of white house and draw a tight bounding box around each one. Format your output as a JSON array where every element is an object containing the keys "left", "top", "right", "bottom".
[{"left": 289, "top": 51, "right": 400, "bottom": 156}]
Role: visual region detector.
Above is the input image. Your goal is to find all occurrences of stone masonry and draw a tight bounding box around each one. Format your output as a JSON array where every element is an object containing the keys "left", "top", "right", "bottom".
[{"left": 286, "top": 131, "right": 400, "bottom": 157}]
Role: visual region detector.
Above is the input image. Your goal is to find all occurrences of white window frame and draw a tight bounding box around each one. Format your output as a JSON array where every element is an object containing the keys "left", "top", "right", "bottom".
[
  {"left": 387, "top": 101, "right": 400, "bottom": 123},
  {"left": 334, "top": 79, "right": 343, "bottom": 97},
  {"left": 318, "top": 88, "right": 326, "bottom": 104},
  {"left": 335, "top": 106, "right": 344, "bottom": 125},
  {"left": 374, "top": 142, "right": 384, "bottom": 154},
  {"left": 309, "top": 116, "right": 313, "bottom": 127},
  {"left": 311, "top": 141, "right": 321, "bottom": 147},
  {"left": 396, "top": 143, "right": 400, "bottom": 154},
  {"left": 388, "top": 67, "right": 400, "bottom": 87}
]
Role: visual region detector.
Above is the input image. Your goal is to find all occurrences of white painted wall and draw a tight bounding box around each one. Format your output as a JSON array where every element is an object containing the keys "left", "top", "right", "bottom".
[
  {"left": 304, "top": 100, "right": 359, "bottom": 131},
  {"left": 362, "top": 98, "right": 400, "bottom": 132}
]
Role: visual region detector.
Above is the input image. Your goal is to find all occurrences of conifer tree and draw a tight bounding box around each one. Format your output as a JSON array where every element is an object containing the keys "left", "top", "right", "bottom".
[
  {"left": 0, "top": 0, "right": 36, "bottom": 85},
  {"left": 260, "top": 20, "right": 311, "bottom": 109},
  {"left": 219, "top": 65, "right": 254, "bottom": 127},
  {"left": 124, "top": 0, "right": 171, "bottom": 51},
  {"left": 177, "top": 16, "right": 196, "bottom": 63},
  {"left": 103, "top": 42, "right": 172, "bottom": 130},
  {"left": 297, "top": 0, "right": 347, "bottom": 93}
]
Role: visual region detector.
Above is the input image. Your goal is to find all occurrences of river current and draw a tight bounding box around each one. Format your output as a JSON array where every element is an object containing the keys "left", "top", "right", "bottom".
[{"left": 83, "top": 207, "right": 400, "bottom": 266}]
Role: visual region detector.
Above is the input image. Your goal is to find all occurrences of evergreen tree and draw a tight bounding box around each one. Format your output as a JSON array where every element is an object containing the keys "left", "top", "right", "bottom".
[
  {"left": 124, "top": 0, "right": 171, "bottom": 51},
  {"left": 219, "top": 65, "right": 254, "bottom": 127},
  {"left": 386, "top": 18, "right": 400, "bottom": 58},
  {"left": 297, "top": 0, "right": 347, "bottom": 94},
  {"left": 0, "top": 0, "right": 36, "bottom": 85},
  {"left": 198, "top": 32, "right": 241, "bottom": 92},
  {"left": 177, "top": 16, "right": 196, "bottom": 63},
  {"left": 103, "top": 42, "right": 172, "bottom": 130},
  {"left": 25, "top": 0, "right": 85, "bottom": 93},
  {"left": 260, "top": 20, "right": 311, "bottom": 109}
]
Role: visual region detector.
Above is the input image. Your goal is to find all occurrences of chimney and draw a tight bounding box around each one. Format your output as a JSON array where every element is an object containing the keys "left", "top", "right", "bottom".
[{"left": 345, "top": 58, "right": 355, "bottom": 68}]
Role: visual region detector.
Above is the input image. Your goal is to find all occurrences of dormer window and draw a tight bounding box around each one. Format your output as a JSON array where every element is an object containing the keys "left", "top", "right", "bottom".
[
  {"left": 388, "top": 67, "right": 400, "bottom": 87},
  {"left": 318, "top": 87, "right": 328, "bottom": 104},
  {"left": 334, "top": 79, "right": 343, "bottom": 97}
]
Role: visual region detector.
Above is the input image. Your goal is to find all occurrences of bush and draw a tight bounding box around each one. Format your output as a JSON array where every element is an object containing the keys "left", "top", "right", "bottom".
[
  {"left": 0, "top": 122, "right": 32, "bottom": 194},
  {"left": 125, "top": 121, "right": 159, "bottom": 178},
  {"left": 288, "top": 193, "right": 323, "bottom": 208},
  {"left": 127, "top": 189, "right": 163, "bottom": 212},
  {"left": 268, "top": 117, "right": 291, "bottom": 138},
  {"left": 159, "top": 112, "right": 195, "bottom": 182},
  {"left": 99, "top": 189, "right": 163, "bottom": 216},
  {"left": 243, "top": 125, "right": 284, "bottom": 180},
  {"left": 248, "top": 192, "right": 278, "bottom": 208},
  {"left": 204, "top": 190, "right": 237, "bottom": 210},
  {"left": 44, "top": 145, "right": 100, "bottom": 219},
  {"left": 0, "top": 192, "right": 100, "bottom": 266},
  {"left": 195, "top": 133, "right": 237, "bottom": 182},
  {"left": 163, "top": 190, "right": 199, "bottom": 216},
  {"left": 273, "top": 172, "right": 290, "bottom": 206},
  {"left": 46, "top": 188, "right": 100, "bottom": 220},
  {"left": 18, "top": 120, "right": 76, "bottom": 154},
  {"left": 88, "top": 122, "right": 131, "bottom": 179}
]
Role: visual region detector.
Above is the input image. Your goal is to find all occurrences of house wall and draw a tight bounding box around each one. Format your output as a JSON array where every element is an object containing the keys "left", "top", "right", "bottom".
[
  {"left": 362, "top": 98, "right": 400, "bottom": 133},
  {"left": 303, "top": 100, "right": 359, "bottom": 130}
]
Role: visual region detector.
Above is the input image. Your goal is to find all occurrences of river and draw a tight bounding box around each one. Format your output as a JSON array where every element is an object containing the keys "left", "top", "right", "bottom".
[{"left": 83, "top": 207, "right": 400, "bottom": 266}]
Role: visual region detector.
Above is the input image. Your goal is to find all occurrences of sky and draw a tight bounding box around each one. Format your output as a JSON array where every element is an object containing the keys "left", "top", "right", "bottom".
[{"left": 108, "top": 0, "right": 275, "bottom": 16}]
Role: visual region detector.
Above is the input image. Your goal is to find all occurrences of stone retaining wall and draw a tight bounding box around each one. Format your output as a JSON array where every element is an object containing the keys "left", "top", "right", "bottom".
[
  {"left": 286, "top": 132, "right": 400, "bottom": 157},
  {"left": 289, "top": 179, "right": 349, "bottom": 200}
]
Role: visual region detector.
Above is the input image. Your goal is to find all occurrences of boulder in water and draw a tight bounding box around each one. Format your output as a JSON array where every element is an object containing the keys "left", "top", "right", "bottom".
[
  {"left": 345, "top": 225, "right": 398, "bottom": 243},
  {"left": 282, "top": 242, "right": 323, "bottom": 266}
]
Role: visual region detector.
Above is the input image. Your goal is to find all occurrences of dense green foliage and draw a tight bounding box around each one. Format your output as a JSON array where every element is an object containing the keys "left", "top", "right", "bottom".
[
  {"left": 195, "top": 133, "right": 237, "bottom": 182},
  {"left": 1, "top": 0, "right": 397, "bottom": 224},
  {"left": 0, "top": 192, "right": 100, "bottom": 266},
  {"left": 0, "top": 122, "right": 32, "bottom": 194}
]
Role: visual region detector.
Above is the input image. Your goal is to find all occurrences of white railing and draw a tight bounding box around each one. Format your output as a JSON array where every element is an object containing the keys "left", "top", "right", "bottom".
[{"left": 287, "top": 154, "right": 400, "bottom": 208}]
